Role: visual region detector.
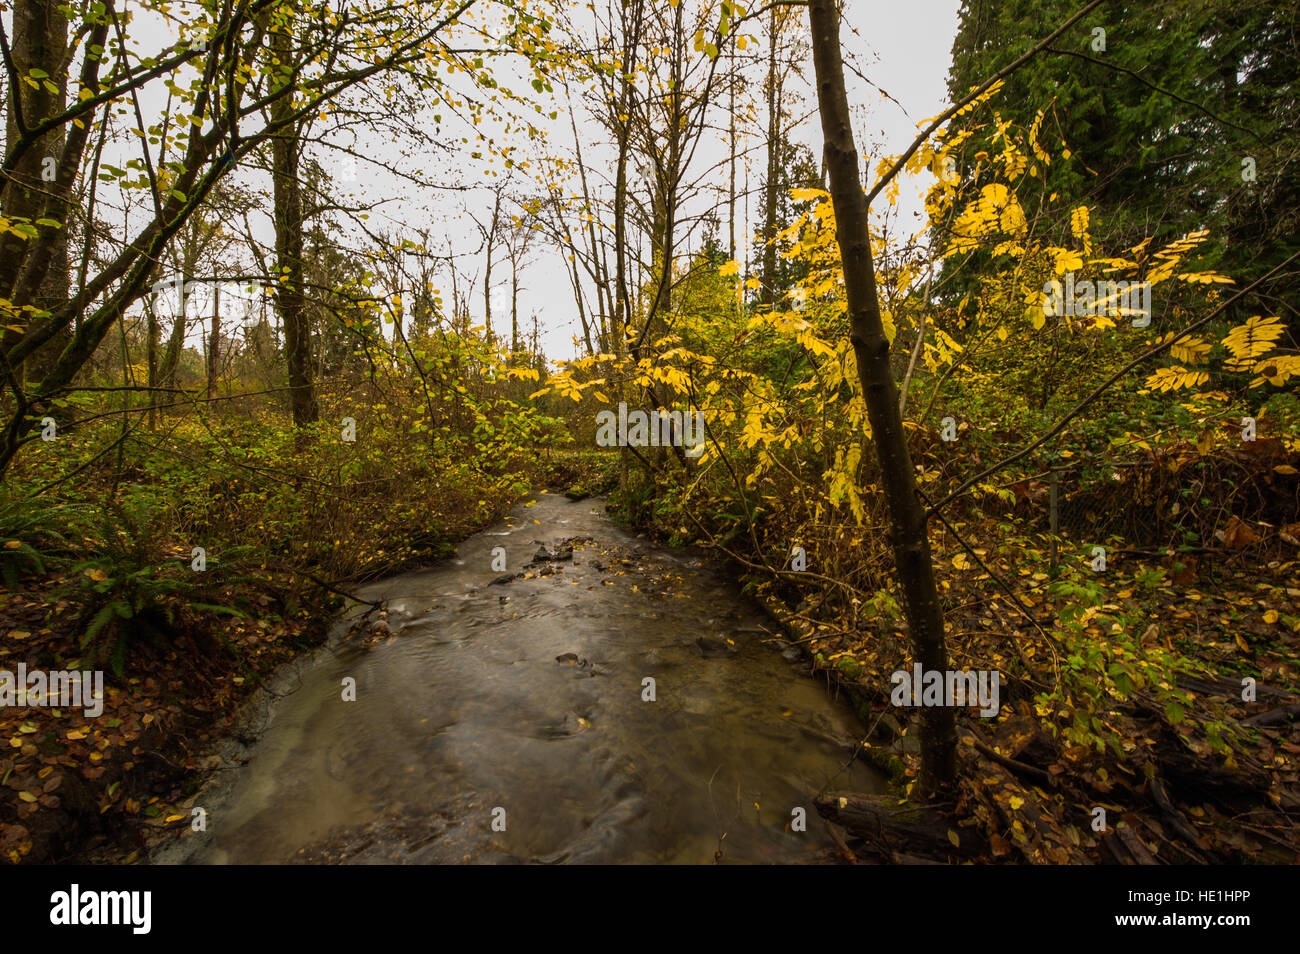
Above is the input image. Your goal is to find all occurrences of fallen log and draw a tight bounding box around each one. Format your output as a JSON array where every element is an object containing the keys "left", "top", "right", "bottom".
[
  {"left": 1177, "top": 673, "right": 1289, "bottom": 702},
  {"left": 1148, "top": 775, "right": 1214, "bottom": 863},
  {"left": 1116, "top": 822, "right": 1160, "bottom": 865},
  {"left": 814, "top": 791, "right": 974, "bottom": 859},
  {"left": 970, "top": 734, "right": 1056, "bottom": 789},
  {"left": 1242, "top": 702, "right": 1300, "bottom": 727}
]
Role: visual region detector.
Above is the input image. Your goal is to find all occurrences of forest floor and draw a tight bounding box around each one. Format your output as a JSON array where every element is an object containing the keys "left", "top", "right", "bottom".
[
  {"left": 0, "top": 572, "right": 326, "bottom": 863},
  {"left": 751, "top": 536, "right": 1300, "bottom": 863}
]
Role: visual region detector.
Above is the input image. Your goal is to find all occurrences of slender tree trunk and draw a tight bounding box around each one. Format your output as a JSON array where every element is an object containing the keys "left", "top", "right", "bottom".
[
  {"left": 146, "top": 296, "right": 159, "bottom": 429},
  {"left": 207, "top": 281, "right": 220, "bottom": 401},
  {"left": 510, "top": 269, "right": 520, "bottom": 362},
  {"left": 761, "top": 5, "right": 780, "bottom": 307},
  {"left": 270, "top": 29, "right": 318, "bottom": 428},
  {"left": 807, "top": 0, "right": 956, "bottom": 795},
  {"left": 482, "top": 189, "right": 501, "bottom": 346},
  {"left": 728, "top": 42, "right": 736, "bottom": 264},
  {"left": 611, "top": 0, "right": 644, "bottom": 359},
  {"left": 567, "top": 100, "right": 610, "bottom": 349}
]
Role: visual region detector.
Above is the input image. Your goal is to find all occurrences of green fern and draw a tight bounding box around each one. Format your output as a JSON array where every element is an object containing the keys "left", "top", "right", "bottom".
[{"left": 58, "top": 498, "right": 252, "bottom": 676}]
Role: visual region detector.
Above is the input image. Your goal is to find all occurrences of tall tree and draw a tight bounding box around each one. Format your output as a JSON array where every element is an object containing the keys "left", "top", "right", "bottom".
[
  {"left": 807, "top": 0, "right": 957, "bottom": 794},
  {"left": 469, "top": 183, "right": 505, "bottom": 346},
  {"left": 266, "top": 9, "right": 317, "bottom": 428},
  {"left": 1, "top": 0, "right": 69, "bottom": 386}
]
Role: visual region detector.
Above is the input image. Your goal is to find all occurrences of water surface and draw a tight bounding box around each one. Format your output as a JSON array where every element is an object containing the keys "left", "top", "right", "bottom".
[{"left": 165, "top": 492, "right": 881, "bottom": 864}]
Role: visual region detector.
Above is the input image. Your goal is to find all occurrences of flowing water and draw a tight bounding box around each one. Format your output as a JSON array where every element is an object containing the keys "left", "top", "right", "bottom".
[{"left": 161, "top": 492, "right": 882, "bottom": 864}]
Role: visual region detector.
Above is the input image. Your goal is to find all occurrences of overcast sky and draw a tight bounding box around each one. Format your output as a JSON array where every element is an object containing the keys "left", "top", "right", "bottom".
[
  {"left": 509, "top": 0, "right": 965, "bottom": 360},
  {"left": 8, "top": 0, "right": 964, "bottom": 364},
  {"left": 511, "top": 0, "right": 967, "bottom": 361}
]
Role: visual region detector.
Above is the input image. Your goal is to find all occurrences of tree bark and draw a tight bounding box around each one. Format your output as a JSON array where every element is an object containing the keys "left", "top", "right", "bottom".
[
  {"left": 481, "top": 187, "right": 501, "bottom": 345},
  {"left": 146, "top": 295, "right": 159, "bottom": 429},
  {"left": 806, "top": 0, "right": 956, "bottom": 795},
  {"left": 207, "top": 281, "right": 220, "bottom": 401},
  {"left": 761, "top": 4, "right": 780, "bottom": 306},
  {"left": 269, "top": 27, "right": 317, "bottom": 428},
  {"left": 1, "top": 0, "right": 70, "bottom": 387}
]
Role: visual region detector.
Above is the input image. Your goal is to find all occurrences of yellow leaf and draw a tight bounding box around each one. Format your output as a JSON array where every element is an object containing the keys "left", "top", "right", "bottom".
[
  {"left": 1009, "top": 795, "right": 1024, "bottom": 810},
  {"left": 790, "top": 187, "right": 829, "bottom": 203},
  {"left": 947, "top": 829, "right": 960, "bottom": 847}
]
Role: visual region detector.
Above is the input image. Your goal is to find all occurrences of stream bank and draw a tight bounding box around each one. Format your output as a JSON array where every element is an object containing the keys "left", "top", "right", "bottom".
[{"left": 148, "top": 492, "right": 883, "bottom": 864}]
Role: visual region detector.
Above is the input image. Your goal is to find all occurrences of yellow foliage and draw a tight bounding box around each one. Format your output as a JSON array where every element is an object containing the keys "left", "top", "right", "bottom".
[
  {"left": 1145, "top": 366, "right": 1210, "bottom": 392},
  {"left": 1223, "top": 316, "right": 1284, "bottom": 371}
]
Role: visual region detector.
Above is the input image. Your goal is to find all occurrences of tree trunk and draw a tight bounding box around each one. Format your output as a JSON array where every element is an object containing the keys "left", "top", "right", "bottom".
[
  {"left": 611, "top": 0, "right": 644, "bottom": 360},
  {"left": 270, "top": 28, "right": 318, "bottom": 429},
  {"left": 510, "top": 269, "right": 520, "bottom": 363},
  {"left": 761, "top": 5, "right": 780, "bottom": 307},
  {"left": 157, "top": 284, "right": 187, "bottom": 390},
  {"left": 207, "top": 281, "right": 220, "bottom": 401},
  {"left": 1, "top": 0, "right": 70, "bottom": 387},
  {"left": 146, "top": 296, "right": 159, "bottom": 429},
  {"left": 728, "top": 42, "right": 736, "bottom": 265},
  {"left": 807, "top": 0, "right": 956, "bottom": 795}
]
